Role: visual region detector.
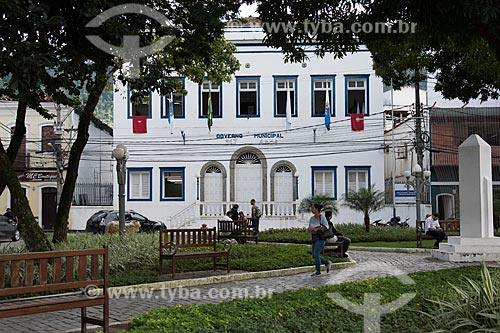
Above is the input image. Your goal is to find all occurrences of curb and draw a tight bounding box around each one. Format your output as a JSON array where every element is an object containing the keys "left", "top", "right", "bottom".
[
  {"left": 108, "top": 260, "right": 355, "bottom": 293},
  {"left": 350, "top": 246, "right": 431, "bottom": 254}
]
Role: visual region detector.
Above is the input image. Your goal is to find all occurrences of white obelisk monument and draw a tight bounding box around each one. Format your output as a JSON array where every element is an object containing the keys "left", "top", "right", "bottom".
[{"left": 432, "top": 134, "right": 500, "bottom": 262}]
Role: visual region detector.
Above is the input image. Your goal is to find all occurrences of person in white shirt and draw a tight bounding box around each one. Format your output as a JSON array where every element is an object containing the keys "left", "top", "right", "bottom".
[
  {"left": 221, "top": 211, "right": 233, "bottom": 221},
  {"left": 425, "top": 213, "right": 446, "bottom": 248}
]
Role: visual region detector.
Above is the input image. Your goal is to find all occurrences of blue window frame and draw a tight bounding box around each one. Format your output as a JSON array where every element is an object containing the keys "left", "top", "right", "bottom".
[
  {"left": 345, "top": 75, "right": 370, "bottom": 116},
  {"left": 345, "top": 166, "right": 371, "bottom": 195},
  {"left": 273, "top": 75, "right": 298, "bottom": 117},
  {"left": 311, "top": 75, "right": 335, "bottom": 117},
  {"left": 160, "top": 167, "right": 185, "bottom": 201},
  {"left": 199, "top": 79, "right": 222, "bottom": 119},
  {"left": 311, "top": 166, "right": 337, "bottom": 200},
  {"left": 127, "top": 84, "right": 152, "bottom": 119},
  {"left": 161, "top": 78, "right": 185, "bottom": 119},
  {"left": 127, "top": 167, "right": 153, "bottom": 201},
  {"left": 236, "top": 76, "right": 260, "bottom": 117}
]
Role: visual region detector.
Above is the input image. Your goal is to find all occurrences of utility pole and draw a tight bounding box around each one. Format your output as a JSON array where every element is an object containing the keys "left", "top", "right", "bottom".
[
  {"left": 54, "top": 104, "right": 64, "bottom": 207},
  {"left": 414, "top": 76, "right": 423, "bottom": 223},
  {"left": 391, "top": 79, "right": 397, "bottom": 225}
]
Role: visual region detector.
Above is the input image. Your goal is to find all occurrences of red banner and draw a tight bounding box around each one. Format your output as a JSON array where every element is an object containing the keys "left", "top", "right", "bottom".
[
  {"left": 350, "top": 113, "right": 364, "bottom": 131},
  {"left": 132, "top": 116, "right": 147, "bottom": 133}
]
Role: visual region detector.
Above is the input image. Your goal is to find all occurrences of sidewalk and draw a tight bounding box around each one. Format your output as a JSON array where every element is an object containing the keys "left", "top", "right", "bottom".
[{"left": 0, "top": 249, "right": 470, "bottom": 332}]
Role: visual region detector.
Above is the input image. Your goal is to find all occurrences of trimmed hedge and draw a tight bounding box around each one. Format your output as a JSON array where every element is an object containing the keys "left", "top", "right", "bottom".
[{"left": 258, "top": 224, "right": 417, "bottom": 243}]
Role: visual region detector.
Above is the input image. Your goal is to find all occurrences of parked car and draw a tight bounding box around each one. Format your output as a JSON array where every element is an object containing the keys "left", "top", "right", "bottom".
[
  {"left": 0, "top": 215, "right": 20, "bottom": 242},
  {"left": 85, "top": 210, "right": 166, "bottom": 234}
]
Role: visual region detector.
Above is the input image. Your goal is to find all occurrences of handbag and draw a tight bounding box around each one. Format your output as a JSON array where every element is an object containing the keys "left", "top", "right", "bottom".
[{"left": 319, "top": 221, "right": 335, "bottom": 239}]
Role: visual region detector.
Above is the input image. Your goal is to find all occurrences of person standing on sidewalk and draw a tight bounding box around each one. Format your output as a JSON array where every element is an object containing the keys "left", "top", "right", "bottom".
[
  {"left": 308, "top": 203, "right": 331, "bottom": 276},
  {"left": 250, "top": 199, "right": 260, "bottom": 236}
]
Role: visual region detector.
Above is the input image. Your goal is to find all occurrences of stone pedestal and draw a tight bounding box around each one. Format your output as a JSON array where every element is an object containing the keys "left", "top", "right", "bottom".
[
  {"left": 432, "top": 236, "right": 500, "bottom": 262},
  {"left": 432, "top": 134, "right": 500, "bottom": 262}
]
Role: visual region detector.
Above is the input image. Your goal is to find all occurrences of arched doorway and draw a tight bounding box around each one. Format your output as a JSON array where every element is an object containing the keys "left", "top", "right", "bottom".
[
  {"left": 230, "top": 147, "right": 267, "bottom": 203},
  {"left": 271, "top": 162, "right": 296, "bottom": 202},
  {"left": 437, "top": 193, "right": 455, "bottom": 220},
  {"left": 204, "top": 165, "right": 224, "bottom": 202},
  {"left": 235, "top": 152, "right": 262, "bottom": 202}
]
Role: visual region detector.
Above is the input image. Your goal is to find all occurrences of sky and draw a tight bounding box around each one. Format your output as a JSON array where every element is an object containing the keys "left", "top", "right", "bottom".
[{"left": 239, "top": 3, "right": 258, "bottom": 17}]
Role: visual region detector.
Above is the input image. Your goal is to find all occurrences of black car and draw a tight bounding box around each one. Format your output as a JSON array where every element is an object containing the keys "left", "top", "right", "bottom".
[
  {"left": 0, "top": 215, "right": 20, "bottom": 242},
  {"left": 85, "top": 210, "right": 166, "bottom": 234}
]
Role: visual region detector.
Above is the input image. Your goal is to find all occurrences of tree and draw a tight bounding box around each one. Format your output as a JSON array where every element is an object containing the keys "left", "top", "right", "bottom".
[
  {"left": 255, "top": 0, "right": 500, "bottom": 102},
  {"left": 342, "top": 187, "right": 385, "bottom": 232},
  {"left": 0, "top": 0, "right": 242, "bottom": 250},
  {"left": 298, "top": 194, "right": 338, "bottom": 215}
]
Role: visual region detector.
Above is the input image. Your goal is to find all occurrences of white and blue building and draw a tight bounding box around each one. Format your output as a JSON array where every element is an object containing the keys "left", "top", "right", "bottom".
[{"left": 112, "top": 27, "right": 385, "bottom": 228}]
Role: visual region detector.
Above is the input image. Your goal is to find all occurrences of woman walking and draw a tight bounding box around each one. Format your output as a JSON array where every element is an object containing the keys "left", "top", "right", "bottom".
[{"left": 308, "top": 203, "right": 331, "bottom": 276}]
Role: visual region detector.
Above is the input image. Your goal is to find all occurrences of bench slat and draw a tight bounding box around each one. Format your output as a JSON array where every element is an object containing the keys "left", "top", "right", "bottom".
[
  {"left": 0, "top": 296, "right": 106, "bottom": 318},
  {"left": 91, "top": 254, "right": 99, "bottom": 280},
  {"left": 78, "top": 255, "right": 87, "bottom": 281},
  {"left": 0, "top": 261, "right": 5, "bottom": 289},
  {"left": 40, "top": 259, "right": 48, "bottom": 285},
  {"left": 53, "top": 257, "right": 62, "bottom": 283},
  {"left": 65, "top": 256, "right": 74, "bottom": 282},
  {"left": 0, "top": 279, "right": 105, "bottom": 298},
  {"left": 25, "top": 260, "right": 34, "bottom": 287},
  {"left": 10, "top": 261, "right": 20, "bottom": 287}
]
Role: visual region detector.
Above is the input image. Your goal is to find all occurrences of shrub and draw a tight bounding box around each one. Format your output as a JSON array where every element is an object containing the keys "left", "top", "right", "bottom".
[
  {"left": 258, "top": 224, "right": 416, "bottom": 243},
  {"left": 424, "top": 263, "right": 500, "bottom": 332}
]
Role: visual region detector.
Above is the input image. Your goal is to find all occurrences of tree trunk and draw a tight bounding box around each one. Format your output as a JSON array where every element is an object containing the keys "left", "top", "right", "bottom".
[
  {"left": 52, "top": 68, "right": 112, "bottom": 244},
  {"left": 0, "top": 141, "right": 53, "bottom": 252},
  {"left": 0, "top": 101, "right": 27, "bottom": 196},
  {"left": 364, "top": 212, "right": 370, "bottom": 232}
]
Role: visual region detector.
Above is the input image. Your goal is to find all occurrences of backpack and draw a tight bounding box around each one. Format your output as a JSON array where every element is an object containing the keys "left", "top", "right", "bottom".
[
  {"left": 255, "top": 207, "right": 262, "bottom": 219},
  {"left": 319, "top": 221, "right": 335, "bottom": 239}
]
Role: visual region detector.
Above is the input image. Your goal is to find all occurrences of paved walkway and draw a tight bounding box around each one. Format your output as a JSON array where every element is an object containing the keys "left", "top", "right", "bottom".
[{"left": 0, "top": 249, "right": 471, "bottom": 332}]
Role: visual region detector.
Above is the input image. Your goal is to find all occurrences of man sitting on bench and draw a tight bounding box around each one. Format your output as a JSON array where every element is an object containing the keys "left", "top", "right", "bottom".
[
  {"left": 425, "top": 212, "right": 446, "bottom": 249},
  {"left": 325, "top": 210, "right": 351, "bottom": 258}
]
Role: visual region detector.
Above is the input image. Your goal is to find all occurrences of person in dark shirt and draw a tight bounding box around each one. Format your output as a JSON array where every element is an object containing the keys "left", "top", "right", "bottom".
[
  {"left": 230, "top": 204, "right": 239, "bottom": 222},
  {"left": 4, "top": 208, "right": 18, "bottom": 223},
  {"left": 325, "top": 210, "right": 351, "bottom": 258}
]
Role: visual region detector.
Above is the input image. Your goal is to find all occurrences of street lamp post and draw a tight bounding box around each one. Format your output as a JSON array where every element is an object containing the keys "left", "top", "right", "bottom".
[
  {"left": 196, "top": 172, "right": 200, "bottom": 201},
  {"left": 112, "top": 144, "right": 129, "bottom": 236},
  {"left": 404, "top": 164, "right": 431, "bottom": 224},
  {"left": 294, "top": 171, "right": 300, "bottom": 200}
]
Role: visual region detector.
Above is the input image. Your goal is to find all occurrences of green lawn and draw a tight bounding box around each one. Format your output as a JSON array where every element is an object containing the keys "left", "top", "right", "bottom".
[{"left": 122, "top": 265, "right": 494, "bottom": 333}]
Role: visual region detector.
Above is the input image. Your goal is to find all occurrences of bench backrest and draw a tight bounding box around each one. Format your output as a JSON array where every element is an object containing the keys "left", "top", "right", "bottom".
[
  {"left": 160, "top": 228, "right": 217, "bottom": 250},
  {"left": 0, "top": 247, "right": 108, "bottom": 298},
  {"left": 217, "top": 220, "right": 251, "bottom": 231},
  {"left": 418, "top": 219, "right": 460, "bottom": 232}
]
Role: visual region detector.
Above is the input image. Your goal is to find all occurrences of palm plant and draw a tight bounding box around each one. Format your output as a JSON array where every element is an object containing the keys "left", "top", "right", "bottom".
[
  {"left": 424, "top": 263, "right": 500, "bottom": 332},
  {"left": 342, "top": 186, "right": 385, "bottom": 232},
  {"left": 298, "top": 194, "right": 338, "bottom": 215}
]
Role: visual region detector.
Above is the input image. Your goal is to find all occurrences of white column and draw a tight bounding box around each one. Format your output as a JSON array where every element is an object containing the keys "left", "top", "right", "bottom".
[{"left": 458, "top": 134, "right": 494, "bottom": 238}]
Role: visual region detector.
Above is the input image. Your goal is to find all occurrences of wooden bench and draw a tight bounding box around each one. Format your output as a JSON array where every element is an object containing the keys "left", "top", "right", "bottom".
[
  {"left": 0, "top": 247, "right": 109, "bottom": 332},
  {"left": 217, "top": 219, "right": 258, "bottom": 244},
  {"left": 159, "top": 228, "right": 231, "bottom": 278},
  {"left": 322, "top": 239, "right": 345, "bottom": 257},
  {"left": 417, "top": 219, "right": 460, "bottom": 248}
]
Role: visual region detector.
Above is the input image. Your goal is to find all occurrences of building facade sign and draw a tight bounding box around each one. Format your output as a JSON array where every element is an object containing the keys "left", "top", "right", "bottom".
[{"left": 18, "top": 172, "right": 57, "bottom": 182}]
